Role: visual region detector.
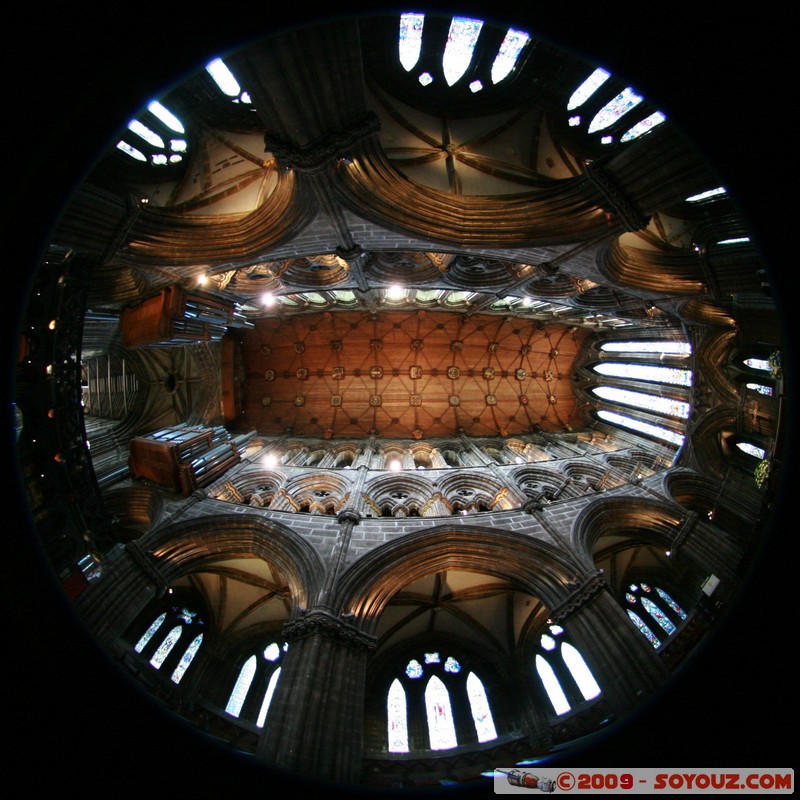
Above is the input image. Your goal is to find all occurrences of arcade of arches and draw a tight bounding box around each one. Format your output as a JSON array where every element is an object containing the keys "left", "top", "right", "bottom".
[{"left": 11, "top": 10, "right": 790, "bottom": 792}]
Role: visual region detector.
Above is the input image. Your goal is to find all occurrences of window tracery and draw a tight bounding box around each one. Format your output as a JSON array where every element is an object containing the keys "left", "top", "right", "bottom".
[
  {"left": 624, "top": 583, "right": 687, "bottom": 649},
  {"left": 225, "top": 640, "right": 287, "bottom": 728},
  {"left": 386, "top": 650, "right": 498, "bottom": 753}
]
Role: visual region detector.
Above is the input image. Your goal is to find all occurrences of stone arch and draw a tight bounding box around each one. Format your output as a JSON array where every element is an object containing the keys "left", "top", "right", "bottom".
[
  {"left": 436, "top": 471, "right": 507, "bottom": 513},
  {"left": 284, "top": 472, "right": 350, "bottom": 514},
  {"left": 220, "top": 469, "right": 285, "bottom": 507},
  {"left": 512, "top": 465, "right": 567, "bottom": 502},
  {"left": 335, "top": 525, "right": 580, "bottom": 634},
  {"left": 143, "top": 514, "right": 324, "bottom": 619},
  {"left": 103, "top": 485, "right": 165, "bottom": 541},
  {"left": 364, "top": 473, "right": 434, "bottom": 518}
]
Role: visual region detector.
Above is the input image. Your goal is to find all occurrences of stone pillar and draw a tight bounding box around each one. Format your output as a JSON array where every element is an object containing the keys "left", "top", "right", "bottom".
[
  {"left": 75, "top": 539, "right": 165, "bottom": 648},
  {"left": 255, "top": 609, "right": 376, "bottom": 784},
  {"left": 548, "top": 570, "right": 670, "bottom": 715}
]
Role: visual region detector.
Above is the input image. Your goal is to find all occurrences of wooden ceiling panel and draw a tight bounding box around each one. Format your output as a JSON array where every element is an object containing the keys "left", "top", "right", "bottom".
[{"left": 239, "top": 310, "right": 588, "bottom": 439}]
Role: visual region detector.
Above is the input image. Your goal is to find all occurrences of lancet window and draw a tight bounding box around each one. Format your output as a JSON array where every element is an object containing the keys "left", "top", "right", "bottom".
[
  {"left": 386, "top": 651, "right": 497, "bottom": 752},
  {"left": 534, "top": 624, "right": 601, "bottom": 716},
  {"left": 625, "top": 583, "right": 687, "bottom": 649},
  {"left": 129, "top": 599, "right": 205, "bottom": 685},
  {"left": 225, "top": 641, "right": 287, "bottom": 728}
]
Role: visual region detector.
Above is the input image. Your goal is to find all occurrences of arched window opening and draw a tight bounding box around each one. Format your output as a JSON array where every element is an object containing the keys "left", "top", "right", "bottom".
[
  {"left": 535, "top": 625, "right": 601, "bottom": 716},
  {"left": 587, "top": 87, "right": 644, "bottom": 133},
  {"left": 466, "top": 671, "right": 497, "bottom": 742},
  {"left": 625, "top": 583, "right": 687, "bottom": 649},
  {"left": 442, "top": 17, "right": 483, "bottom": 86},
  {"left": 592, "top": 386, "right": 690, "bottom": 419},
  {"left": 425, "top": 675, "right": 458, "bottom": 750},
  {"left": 385, "top": 650, "right": 497, "bottom": 753},
  {"left": 399, "top": 12, "right": 425, "bottom": 72},
  {"left": 746, "top": 382, "right": 773, "bottom": 397},
  {"left": 597, "top": 410, "right": 685, "bottom": 447},
  {"left": 567, "top": 68, "right": 611, "bottom": 111},
  {"left": 490, "top": 28, "right": 531, "bottom": 84},
  {"left": 129, "top": 600, "right": 206, "bottom": 686},
  {"left": 593, "top": 362, "right": 692, "bottom": 387},
  {"left": 387, "top": 678, "right": 409, "bottom": 753},
  {"left": 599, "top": 340, "right": 691, "bottom": 356},
  {"left": 225, "top": 640, "right": 287, "bottom": 728},
  {"left": 735, "top": 441, "right": 766, "bottom": 460}
]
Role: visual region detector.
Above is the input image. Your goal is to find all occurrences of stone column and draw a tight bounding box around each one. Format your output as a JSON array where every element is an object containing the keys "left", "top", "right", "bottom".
[
  {"left": 548, "top": 570, "right": 670, "bottom": 715},
  {"left": 255, "top": 609, "right": 376, "bottom": 784}
]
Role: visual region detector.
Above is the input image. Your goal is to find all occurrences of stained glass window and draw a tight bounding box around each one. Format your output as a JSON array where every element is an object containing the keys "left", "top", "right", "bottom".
[
  {"left": 536, "top": 654, "right": 570, "bottom": 715},
  {"left": 597, "top": 410, "right": 685, "bottom": 446},
  {"left": 627, "top": 610, "right": 661, "bottom": 648},
  {"left": 256, "top": 667, "right": 281, "bottom": 728},
  {"left": 226, "top": 655, "right": 257, "bottom": 717},
  {"left": 744, "top": 357, "right": 770, "bottom": 372},
  {"left": 150, "top": 625, "right": 182, "bottom": 669},
  {"left": 387, "top": 679, "right": 409, "bottom": 752},
  {"left": 593, "top": 386, "right": 690, "bottom": 419},
  {"left": 424, "top": 652, "right": 440, "bottom": 664},
  {"left": 264, "top": 642, "right": 281, "bottom": 661},
  {"left": 406, "top": 659, "right": 424, "bottom": 679},
  {"left": 466, "top": 672, "right": 497, "bottom": 742},
  {"left": 593, "top": 362, "right": 692, "bottom": 386},
  {"left": 135, "top": 612, "right": 166, "bottom": 653},
  {"left": 620, "top": 111, "right": 666, "bottom": 142},
  {"left": 600, "top": 340, "right": 691, "bottom": 355},
  {"left": 399, "top": 12, "right": 425, "bottom": 72},
  {"left": 171, "top": 633, "right": 203, "bottom": 684},
  {"left": 567, "top": 68, "right": 611, "bottom": 111},
  {"left": 686, "top": 187, "right": 726, "bottom": 203},
  {"left": 490, "top": 28, "right": 530, "bottom": 84},
  {"left": 425, "top": 675, "right": 458, "bottom": 749},
  {"left": 588, "top": 88, "right": 644, "bottom": 133},
  {"left": 444, "top": 656, "right": 461, "bottom": 673},
  {"left": 442, "top": 17, "right": 483, "bottom": 86},
  {"left": 561, "top": 643, "right": 601, "bottom": 701},
  {"left": 641, "top": 597, "right": 676, "bottom": 635},
  {"left": 736, "top": 441, "right": 766, "bottom": 459},
  {"left": 656, "top": 588, "right": 687, "bottom": 620}
]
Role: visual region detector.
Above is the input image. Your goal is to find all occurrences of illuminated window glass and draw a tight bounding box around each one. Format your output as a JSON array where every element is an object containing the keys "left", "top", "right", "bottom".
[
  {"left": 620, "top": 111, "right": 666, "bottom": 142},
  {"left": 588, "top": 87, "right": 644, "bottom": 133},
  {"left": 444, "top": 656, "right": 461, "bottom": 673},
  {"left": 641, "top": 598, "right": 676, "bottom": 635},
  {"left": 686, "top": 187, "right": 726, "bottom": 203},
  {"left": 597, "top": 410, "right": 685, "bottom": 446},
  {"left": 466, "top": 672, "right": 497, "bottom": 742},
  {"left": 256, "top": 667, "right": 281, "bottom": 728},
  {"left": 746, "top": 382, "right": 773, "bottom": 396},
  {"left": 593, "top": 362, "right": 692, "bottom": 386},
  {"left": 442, "top": 17, "right": 483, "bottom": 86},
  {"left": 744, "top": 357, "right": 770, "bottom": 372},
  {"left": 656, "top": 588, "right": 687, "bottom": 620},
  {"left": 128, "top": 120, "right": 164, "bottom": 148},
  {"left": 171, "top": 633, "right": 203, "bottom": 684},
  {"left": 567, "top": 67, "right": 611, "bottom": 111},
  {"left": 406, "top": 659, "right": 424, "bottom": 679},
  {"left": 135, "top": 612, "right": 166, "bottom": 653},
  {"left": 599, "top": 340, "right": 691, "bottom": 356},
  {"left": 490, "top": 28, "right": 530, "bottom": 83},
  {"left": 560, "top": 643, "right": 601, "bottom": 701},
  {"left": 150, "top": 625, "right": 182, "bottom": 669},
  {"left": 736, "top": 441, "right": 766, "bottom": 459},
  {"left": 148, "top": 101, "right": 184, "bottom": 133},
  {"left": 627, "top": 610, "right": 661, "bottom": 648},
  {"left": 226, "top": 655, "right": 257, "bottom": 717},
  {"left": 593, "top": 386, "right": 690, "bottom": 419},
  {"left": 387, "top": 678, "right": 409, "bottom": 752},
  {"left": 399, "top": 12, "right": 425, "bottom": 71},
  {"left": 425, "top": 675, "right": 458, "bottom": 749},
  {"left": 536, "top": 654, "right": 570, "bottom": 715}
]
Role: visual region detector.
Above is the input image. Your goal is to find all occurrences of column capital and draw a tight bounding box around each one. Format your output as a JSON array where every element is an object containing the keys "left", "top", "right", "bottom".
[
  {"left": 549, "top": 569, "right": 609, "bottom": 624},
  {"left": 282, "top": 609, "right": 376, "bottom": 652}
]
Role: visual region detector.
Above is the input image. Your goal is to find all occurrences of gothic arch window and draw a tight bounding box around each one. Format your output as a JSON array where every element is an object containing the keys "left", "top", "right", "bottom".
[
  {"left": 116, "top": 100, "right": 188, "bottom": 168},
  {"left": 225, "top": 641, "right": 287, "bottom": 728},
  {"left": 534, "top": 624, "right": 601, "bottom": 716},
  {"left": 386, "top": 651, "right": 498, "bottom": 753},
  {"left": 625, "top": 583, "right": 687, "bottom": 649},
  {"left": 589, "top": 339, "right": 692, "bottom": 447},
  {"left": 129, "top": 599, "right": 205, "bottom": 685}
]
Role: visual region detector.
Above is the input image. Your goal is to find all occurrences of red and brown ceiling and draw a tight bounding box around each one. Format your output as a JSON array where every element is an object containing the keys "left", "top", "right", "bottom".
[{"left": 239, "top": 309, "right": 588, "bottom": 440}]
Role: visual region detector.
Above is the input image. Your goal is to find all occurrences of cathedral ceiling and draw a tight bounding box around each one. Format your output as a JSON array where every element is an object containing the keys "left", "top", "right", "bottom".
[{"left": 239, "top": 309, "right": 588, "bottom": 439}]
